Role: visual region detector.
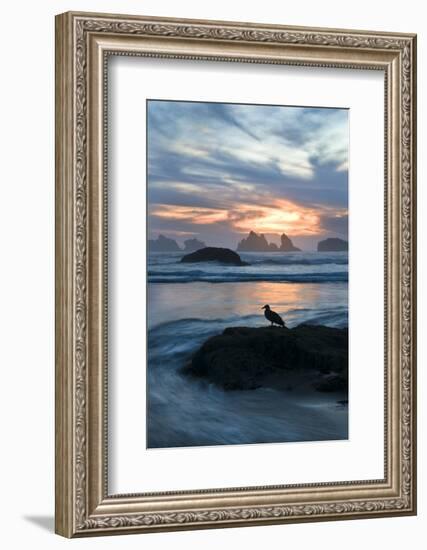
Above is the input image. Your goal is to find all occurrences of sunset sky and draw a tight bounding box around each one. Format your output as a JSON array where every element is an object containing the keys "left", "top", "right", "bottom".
[{"left": 147, "top": 100, "right": 348, "bottom": 250}]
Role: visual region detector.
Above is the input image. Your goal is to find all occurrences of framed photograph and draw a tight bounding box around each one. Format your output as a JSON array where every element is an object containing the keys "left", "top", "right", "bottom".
[{"left": 55, "top": 11, "right": 417, "bottom": 537}]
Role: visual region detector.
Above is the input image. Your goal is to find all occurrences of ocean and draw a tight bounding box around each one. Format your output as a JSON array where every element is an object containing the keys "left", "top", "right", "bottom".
[{"left": 147, "top": 251, "right": 348, "bottom": 448}]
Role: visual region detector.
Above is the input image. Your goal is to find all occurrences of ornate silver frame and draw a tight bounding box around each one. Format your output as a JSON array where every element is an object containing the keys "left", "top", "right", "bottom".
[{"left": 55, "top": 11, "right": 417, "bottom": 537}]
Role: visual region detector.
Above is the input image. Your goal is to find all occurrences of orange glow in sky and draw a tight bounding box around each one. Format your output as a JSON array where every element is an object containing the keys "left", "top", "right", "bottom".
[
  {"left": 230, "top": 200, "right": 321, "bottom": 236},
  {"left": 150, "top": 198, "right": 345, "bottom": 237},
  {"left": 150, "top": 205, "right": 229, "bottom": 225}
]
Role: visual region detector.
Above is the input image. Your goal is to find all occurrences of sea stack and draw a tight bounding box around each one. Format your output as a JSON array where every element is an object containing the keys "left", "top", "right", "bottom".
[
  {"left": 148, "top": 234, "right": 181, "bottom": 252},
  {"left": 183, "top": 238, "right": 206, "bottom": 252},
  {"left": 317, "top": 238, "right": 348, "bottom": 252},
  {"left": 237, "top": 231, "right": 272, "bottom": 252},
  {"left": 279, "top": 233, "right": 301, "bottom": 252},
  {"left": 237, "top": 230, "right": 300, "bottom": 252}
]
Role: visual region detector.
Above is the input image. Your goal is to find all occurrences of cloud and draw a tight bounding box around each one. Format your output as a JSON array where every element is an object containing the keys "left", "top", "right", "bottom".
[
  {"left": 147, "top": 100, "right": 348, "bottom": 247},
  {"left": 149, "top": 196, "right": 341, "bottom": 238},
  {"left": 150, "top": 204, "right": 229, "bottom": 225},
  {"left": 227, "top": 200, "right": 321, "bottom": 236},
  {"left": 319, "top": 213, "right": 349, "bottom": 237},
  {"left": 148, "top": 101, "right": 348, "bottom": 181}
]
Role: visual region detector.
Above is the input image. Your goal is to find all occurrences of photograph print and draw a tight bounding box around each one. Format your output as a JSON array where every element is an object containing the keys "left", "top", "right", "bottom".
[{"left": 147, "top": 99, "right": 349, "bottom": 449}]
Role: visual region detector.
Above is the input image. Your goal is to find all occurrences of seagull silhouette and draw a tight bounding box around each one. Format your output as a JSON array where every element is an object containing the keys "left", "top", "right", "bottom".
[{"left": 261, "top": 304, "right": 285, "bottom": 327}]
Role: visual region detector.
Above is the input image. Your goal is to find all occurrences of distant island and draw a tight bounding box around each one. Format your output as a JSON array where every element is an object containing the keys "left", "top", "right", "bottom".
[
  {"left": 237, "top": 231, "right": 301, "bottom": 252},
  {"left": 317, "top": 238, "right": 348, "bottom": 252},
  {"left": 148, "top": 235, "right": 206, "bottom": 253},
  {"left": 148, "top": 232, "right": 348, "bottom": 253},
  {"left": 148, "top": 234, "right": 181, "bottom": 252},
  {"left": 183, "top": 238, "right": 206, "bottom": 252}
]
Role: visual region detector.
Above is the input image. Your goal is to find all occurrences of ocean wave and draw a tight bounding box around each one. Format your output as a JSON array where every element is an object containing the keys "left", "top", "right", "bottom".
[
  {"left": 248, "top": 257, "right": 348, "bottom": 266},
  {"left": 148, "top": 271, "right": 348, "bottom": 283},
  {"left": 149, "top": 308, "right": 348, "bottom": 335},
  {"left": 149, "top": 251, "right": 347, "bottom": 263},
  {"left": 147, "top": 312, "right": 348, "bottom": 447}
]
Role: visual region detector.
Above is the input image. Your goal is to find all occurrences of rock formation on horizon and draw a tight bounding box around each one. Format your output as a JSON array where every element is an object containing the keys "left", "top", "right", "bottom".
[
  {"left": 237, "top": 230, "right": 300, "bottom": 252},
  {"left": 180, "top": 247, "right": 249, "bottom": 266},
  {"left": 148, "top": 234, "right": 181, "bottom": 252},
  {"left": 279, "top": 233, "right": 301, "bottom": 252},
  {"left": 236, "top": 231, "right": 272, "bottom": 252},
  {"left": 317, "top": 238, "right": 348, "bottom": 252},
  {"left": 183, "top": 238, "right": 206, "bottom": 253}
]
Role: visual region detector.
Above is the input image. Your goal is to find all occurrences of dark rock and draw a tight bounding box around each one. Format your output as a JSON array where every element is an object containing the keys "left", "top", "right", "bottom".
[
  {"left": 237, "top": 230, "right": 300, "bottom": 252},
  {"left": 149, "top": 234, "right": 181, "bottom": 252},
  {"left": 279, "top": 233, "right": 301, "bottom": 252},
  {"left": 180, "top": 247, "right": 249, "bottom": 266},
  {"left": 184, "top": 325, "right": 348, "bottom": 391},
  {"left": 237, "top": 231, "right": 271, "bottom": 252},
  {"left": 317, "top": 238, "right": 348, "bottom": 252},
  {"left": 183, "top": 238, "right": 206, "bottom": 252}
]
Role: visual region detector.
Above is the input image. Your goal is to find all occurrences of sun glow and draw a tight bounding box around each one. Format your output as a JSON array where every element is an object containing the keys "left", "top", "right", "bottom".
[
  {"left": 230, "top": 200, "right": 321, "bottom": 236},
  {"left": 149, "top": 196, "right": 336, "bottom": 237}
]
